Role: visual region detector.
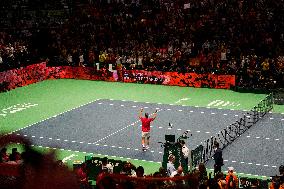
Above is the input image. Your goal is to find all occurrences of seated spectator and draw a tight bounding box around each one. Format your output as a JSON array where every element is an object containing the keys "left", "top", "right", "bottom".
[
  {"left": 101, "top": 157, "right": 113, "bottom": 174},
  {"left": 75, "top": 163, "right": 88, "bottom": 189},
  {"left": 171, "top": 165, "right": 184, "bottom": 177},
  {"left": 9, "top": 148, "right": 21, "bottom": 162},
  {"left": 134, "top": 166, "right": 144, "bottom": 178},
  {"left": 0, "top": 147, "right": 9, "bottom": 162}
]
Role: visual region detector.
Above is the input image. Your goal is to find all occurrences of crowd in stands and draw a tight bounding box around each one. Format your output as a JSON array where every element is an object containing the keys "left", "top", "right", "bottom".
[{"left": 0, "top": 0, "right": 283, "bottom": 89}]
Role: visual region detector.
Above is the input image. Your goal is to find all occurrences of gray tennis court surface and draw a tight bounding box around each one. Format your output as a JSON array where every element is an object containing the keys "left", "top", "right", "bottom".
[{"left": 13, "top": 99, "right": 283, "bottom": 176}]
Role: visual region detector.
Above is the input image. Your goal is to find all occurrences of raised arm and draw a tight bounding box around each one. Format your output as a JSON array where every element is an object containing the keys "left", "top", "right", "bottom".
[
  {"left": 139, "top": 108, "right": 143, "bottom": 119},
  {"left": 152, "top": 109, "right": 157, "bottom": 120}
]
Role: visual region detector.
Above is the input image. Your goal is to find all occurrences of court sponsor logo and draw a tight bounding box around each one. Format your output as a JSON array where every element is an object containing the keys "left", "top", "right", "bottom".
[
  {"left": 0, "top": 103, "right": 38, "bottom": 117},
  {"left": 175, "top": 98, "right": 191, "bottom": 104},
  {"left": 207, "top": 100, "right": 240, "bottom": 107}
]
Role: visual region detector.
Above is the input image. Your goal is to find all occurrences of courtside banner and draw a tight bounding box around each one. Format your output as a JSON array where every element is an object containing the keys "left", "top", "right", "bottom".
[
  {"left": 0, "top": 63, "right": 116, "bottom": 91},
  {"left": 123, "top": 70, "right": 235, "bottom": 89}
]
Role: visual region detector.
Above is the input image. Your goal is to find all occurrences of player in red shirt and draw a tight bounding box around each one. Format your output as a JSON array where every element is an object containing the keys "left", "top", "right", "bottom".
[{"left": 138, "top": 108, "right": 157, "bottom": 151}]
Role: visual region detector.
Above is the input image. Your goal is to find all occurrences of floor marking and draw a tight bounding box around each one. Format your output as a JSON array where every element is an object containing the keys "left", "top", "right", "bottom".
[
  {"left": 167, "top": 109, "right": 171, "bottom": 111},
  {"left": 56, "top": 139, "right": 60, "bottom": 141},
  {"left": 158, "top": 127, "right": 163, "bottom": 129},
  {"left": 224, "top": 160, "right": 228, "bottom": 162},
  {"left": 256, "top": 137, "right": 260, "bottom": 139},
  {"left": 118, "top": 147, "right": 122, "bottom": 149},
  {"left": 248, "top": 163, "right": 253, "bottom": 165},
  {"left": 168, "top": 128, "right": 172, "bottom": 130},
  {"left": 265, "top": 138, "right": 270, "bottom": 140},
  {"left": 110, "top": 104, "right": 113, "bottom": 106},
  {"left": 272, "top": 166, "right": 277, "bottom": 168},
  {"left": 134, "top": 149, "right": 139, "bottom": 151},
  {"left": 177, "top": 129, "right": 181, "bottom": 131},
  {"left": 98, "top": 102, "right": 102, "bottom": 104},
  {"left": 235, "top": 115, "right": 239, "bottom": 117},
  {"left": 240, "top": 162, "right": 245, "bottom": 164},
  {"left": 211, "top": 112, "right": 216, "bottom": 115},
  {"left": 159, "top": 152, "right": 163, "bottom": 154},
  {"left": 157, "top": 103, "right": 162, "bottom": 105},
  {"left": 132, "top": 106, "right": 137, "bottom": 108},
  {"left": 79, "top": 141, "right": 84, "bottom": 143},
  {"left": 71, "top": 141, "right": 76, "bottom": 143},
  {"left": 232, "top": 161, "right": 236, "bottom": 163},
  {"left": 120, "top": 105, "right": 124, "bottom": 107},
  {"left": 269, "top": 117, "right": 274, "bottom": 120},
  {"left": 201, "top": 112, "right": 204, "bottom": 114},
  {"left": 190, "top": 110, "right": 193, "bottom": 113},
  {"left": 196, "top": 131, "right": 200, "bottom": 133},
  {"left": 103, "top": 144, "right": 108, "bottom": 147},
  {"left": 247, "top": 136, "right": 250, "bottom": 138},
  {"left": 109, "top": 99, "right": 114, "bottom": 101},
  {"left": 24, "top": 134, "right": 27, "bottom": 137},
  {"left": 264, "top": 165, "right": 268, "bottom": 167},
  {"left": 88, "top": 143, "right": 92, "bottom": 145},
  {"left": 175, "top": 98, "right": 190, "bottom": 104},
  {"left": 111, "top": 146, "right": 116, "bottom": 148},
  {"left": 40, "top": 136, "right": 43, "bottom": 139},
  {"left": 144, "top": 107, "right": 148, "bottom": 109},
  {"left": 205, "top": 132, "right": 210, "bottom": 134},
  {"left": 31, "top": 136, "right": 35, "bottom": 138},
  {"left": 64, "top": 139, "right": 68, "bottom": 142},
  {"left": 49, "top": 138, "right": 52, "bottom": 140},
  {"left": 275, "top": 139, "right": 279, "bottom": 141},
  {"left": 126, "top": 148, "right": 130, "bottom": 150},
  {"left": 256, "top": 164, "right": 261, "bottom": 166},
  {"left": 178, "top": 110, "right": 183, "bottom": 112}
]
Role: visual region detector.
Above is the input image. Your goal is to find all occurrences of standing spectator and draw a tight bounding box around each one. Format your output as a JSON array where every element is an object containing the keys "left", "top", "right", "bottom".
[
  {"left": 213, "top": 142, "right": 223, "bottom": 175},
  {"left": 180, "top": 140, "right": 190, "bottom": 168},
  {"left": 167, "top": 154, "right": 176, "bottom": 177},
  {"left": 226, "top": 167, "right": 239, "bottom": 189}
]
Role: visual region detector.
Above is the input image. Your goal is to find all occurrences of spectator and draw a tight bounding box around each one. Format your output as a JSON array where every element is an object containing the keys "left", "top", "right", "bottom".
[
  {"left": 171, "top": 165, "right": 184, "bottom": 177},
  {"left": 75, "top": 163, "right": 89, "bottom": 189},
  {"left": 101, "top": 157, "right": 113, "bottom": 174},
  {"left": 226, "top": 167, "right": 239, "bottom": 189},
  {"left": 8, "top": 148, "right": 21, "bottom": 162},
  {"left": 0, "top": 147, "right": 9, "bottom": 162},
  {"left": 167, "top": 154, "right": 176, "bottom": 177}
]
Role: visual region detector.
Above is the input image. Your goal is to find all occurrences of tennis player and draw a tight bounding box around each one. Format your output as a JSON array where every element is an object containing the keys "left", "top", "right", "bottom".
[{"left": 138, "top": 108, "right": 157, "bottom": 151}]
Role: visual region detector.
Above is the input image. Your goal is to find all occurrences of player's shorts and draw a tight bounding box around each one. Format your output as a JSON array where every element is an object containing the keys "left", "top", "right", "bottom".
[{"left": 142, "top": 132, "right": 150, "bottom": 138}]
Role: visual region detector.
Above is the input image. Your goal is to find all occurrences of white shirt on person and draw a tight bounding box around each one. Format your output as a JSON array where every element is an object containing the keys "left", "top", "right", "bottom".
[{"left": 182, "top": 145, "right": 190, "bottom": 159}]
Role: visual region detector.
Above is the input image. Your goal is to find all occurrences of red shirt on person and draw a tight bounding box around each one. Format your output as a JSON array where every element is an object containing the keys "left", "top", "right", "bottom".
[{"left": 140, "top": 117, "right": 154, "bottom": 132}]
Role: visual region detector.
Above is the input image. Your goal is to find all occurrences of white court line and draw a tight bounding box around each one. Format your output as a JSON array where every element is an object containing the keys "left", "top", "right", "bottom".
[
  {"left": 9, "top": 99, "right": 100, "bottom": 134},
  {"left": 93, "top": 109, "right": 163, "bottom": 144}
]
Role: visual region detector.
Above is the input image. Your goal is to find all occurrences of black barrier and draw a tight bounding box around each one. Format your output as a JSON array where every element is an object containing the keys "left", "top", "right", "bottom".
[
  {"left": 192, "top": 93, "right": 274, "bottom": 166},
  {"left": 273, "top": 88, "right": 284, "bottom": 105}
]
